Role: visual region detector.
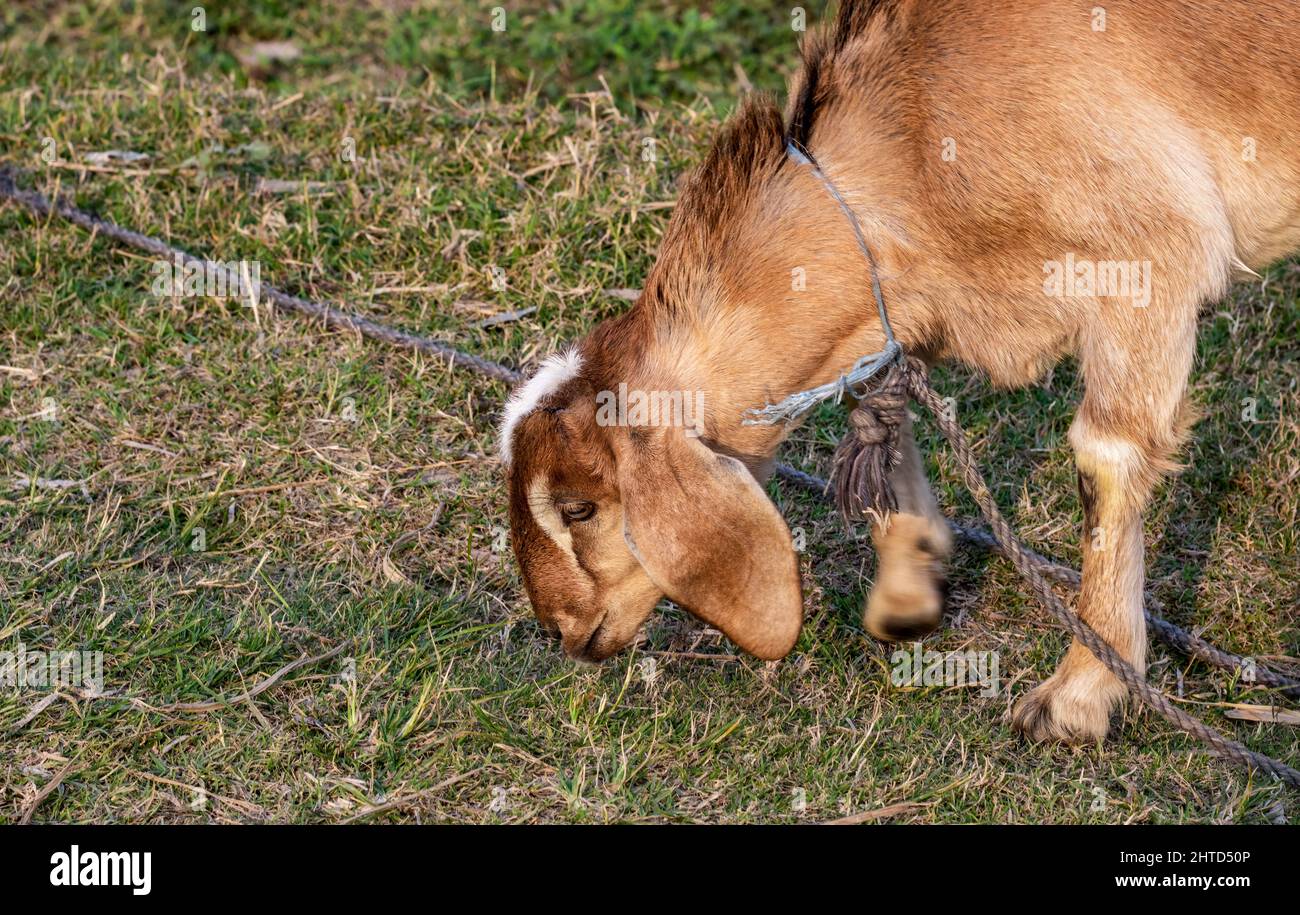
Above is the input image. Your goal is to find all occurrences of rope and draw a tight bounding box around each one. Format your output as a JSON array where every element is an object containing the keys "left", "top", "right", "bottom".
[
  {"left": 900, "top": 359, "right": 1300, "bottom": 786},
  {"left": 742, "top": 142, "right": 904, "bottom": 426},
  {"left": 776, "top": 462, "right": 1300, "bottom": 700},
  {"left": 4, "top": 166, "right": 1297, "bottom": 785},
  {"left": 0, "top": 168, "right": 522, "bottom": 386},
  {"left": 786, "top": 140, "right": 897, "bottom": 345},
  {"left": 829, "top": 359, "right": 909, "bottom": 518}
]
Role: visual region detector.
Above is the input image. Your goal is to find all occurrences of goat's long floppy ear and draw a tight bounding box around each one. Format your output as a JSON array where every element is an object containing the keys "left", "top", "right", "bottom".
[{"left": 617, "top": 429, "right": 803, "bottom": 660}]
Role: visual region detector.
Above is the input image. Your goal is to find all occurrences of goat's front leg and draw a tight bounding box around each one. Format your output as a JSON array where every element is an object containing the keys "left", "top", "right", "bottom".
[
  {"left": 1011, "top": 345, "right": 1191, "bottom": 743},
  {"left": 865, "top": 415, "right": 952, "bottom": 641}
]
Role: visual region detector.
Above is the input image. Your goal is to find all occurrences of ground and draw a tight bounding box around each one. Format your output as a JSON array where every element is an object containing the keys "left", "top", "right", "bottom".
[{"left": 1, "top": 1, "right": 1296, "bottom": 824}]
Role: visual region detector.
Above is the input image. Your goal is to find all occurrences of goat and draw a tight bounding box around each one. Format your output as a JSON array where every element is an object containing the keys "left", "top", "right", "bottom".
[{"left": 499, "top": 0, "right": 1300, "bottom": 743}]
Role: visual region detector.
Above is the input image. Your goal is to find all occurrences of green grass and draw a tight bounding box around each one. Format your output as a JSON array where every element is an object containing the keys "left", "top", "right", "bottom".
[{"left": 1, "top": 0, "right": 1297, "bottom": 824}]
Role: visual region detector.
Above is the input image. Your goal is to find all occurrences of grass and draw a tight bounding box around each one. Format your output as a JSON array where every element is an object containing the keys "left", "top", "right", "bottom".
[{"left": 1, "top": 0, "right": 1297, "bottom": 824}]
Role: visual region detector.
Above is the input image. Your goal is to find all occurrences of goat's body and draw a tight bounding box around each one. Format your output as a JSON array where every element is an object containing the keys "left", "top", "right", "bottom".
[
  {"left": 504, "top": 0, "right": 1300, "bottom": 741},
  {"left": 777, "top": 0, "right": 1300, "bottom": 740},
  {"left": 790, "top": 0, "right": 1300, "bottom": 388}
]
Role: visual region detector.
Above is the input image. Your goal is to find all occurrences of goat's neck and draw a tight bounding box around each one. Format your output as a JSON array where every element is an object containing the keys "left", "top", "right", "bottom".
[
  {"left": 651, "top": 209, "right": 921, "bottom": 467},
  {"left": 594, "top": 138, "right": 930, "bottom": 475}
]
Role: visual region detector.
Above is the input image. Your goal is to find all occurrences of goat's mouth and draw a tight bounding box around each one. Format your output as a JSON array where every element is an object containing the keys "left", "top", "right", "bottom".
[{"left": 564, "top": 614, "right": 616, "bottom": 663}]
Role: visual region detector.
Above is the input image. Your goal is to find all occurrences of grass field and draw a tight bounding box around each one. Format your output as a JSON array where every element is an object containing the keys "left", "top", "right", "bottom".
[{"left": 1, "top": 1, "right": 1297, "bottom": 824}]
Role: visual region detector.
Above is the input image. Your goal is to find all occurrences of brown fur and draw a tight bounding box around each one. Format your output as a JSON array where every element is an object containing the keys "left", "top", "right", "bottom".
[{"left": 503, "top": 0, "right": 1300, "bottom": 742}]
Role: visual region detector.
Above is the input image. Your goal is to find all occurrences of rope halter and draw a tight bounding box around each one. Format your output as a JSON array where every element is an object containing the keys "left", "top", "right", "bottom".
[{"left": 744, "top": 140, "right": 911, "bottom": 518}]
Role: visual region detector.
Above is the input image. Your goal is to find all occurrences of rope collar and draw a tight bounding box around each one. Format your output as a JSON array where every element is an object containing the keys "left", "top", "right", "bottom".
[{"left": 742, "top": 141, "right": 903, "bottom": 426}]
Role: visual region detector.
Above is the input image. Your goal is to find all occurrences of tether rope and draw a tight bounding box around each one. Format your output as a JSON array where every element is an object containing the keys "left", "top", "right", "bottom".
[
  {"left": 899, "top": 359, "right": 1300, "bottom": 785},
  {"left": 0, "top": 169, "right": 520, "bottom": 385}
]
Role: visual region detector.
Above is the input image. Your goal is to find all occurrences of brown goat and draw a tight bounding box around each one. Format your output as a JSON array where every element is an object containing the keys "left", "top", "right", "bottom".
[{"left": 500, "top": 0, "right": 1300, "bottom": 743}]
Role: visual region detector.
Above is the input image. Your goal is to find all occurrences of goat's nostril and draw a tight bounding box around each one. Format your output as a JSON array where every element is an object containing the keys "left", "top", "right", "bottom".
[
  {"left": 559, "top": 619, "right": 608, "bottom": 662},
  {"left": 579, "top": 623, "right": 603, "bottom": 658}
]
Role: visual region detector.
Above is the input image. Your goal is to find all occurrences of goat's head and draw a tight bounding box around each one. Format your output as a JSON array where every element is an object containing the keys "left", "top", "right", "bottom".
[
  {"left": 499, "top": 341, "right": 802, "bottom": 662},
  {"left": 496, "top": 96, "right": 850, "bottom": 662}
]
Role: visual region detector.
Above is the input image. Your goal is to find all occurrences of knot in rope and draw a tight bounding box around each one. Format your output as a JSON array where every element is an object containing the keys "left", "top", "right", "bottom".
[{"left": 830, "top": 357, "right": 922, "bottom": 521}]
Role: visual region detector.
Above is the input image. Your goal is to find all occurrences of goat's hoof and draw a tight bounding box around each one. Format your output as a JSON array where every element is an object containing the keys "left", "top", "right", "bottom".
[
  {"left": 1010, "top": 675, "right": 1112, "bottom": 745},
  {"left": 863, "top": 577, "right": 945, "bottom": 642}
]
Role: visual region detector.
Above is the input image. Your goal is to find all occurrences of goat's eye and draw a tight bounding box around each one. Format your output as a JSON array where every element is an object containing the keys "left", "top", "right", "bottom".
[{"left": 559, "top": 501, "right": 596, "bottom": 523}]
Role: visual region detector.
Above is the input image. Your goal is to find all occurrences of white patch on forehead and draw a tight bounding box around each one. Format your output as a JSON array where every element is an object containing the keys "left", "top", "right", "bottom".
[{"left": 498, "top": 348, "right": 584, "bottom": 467}]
